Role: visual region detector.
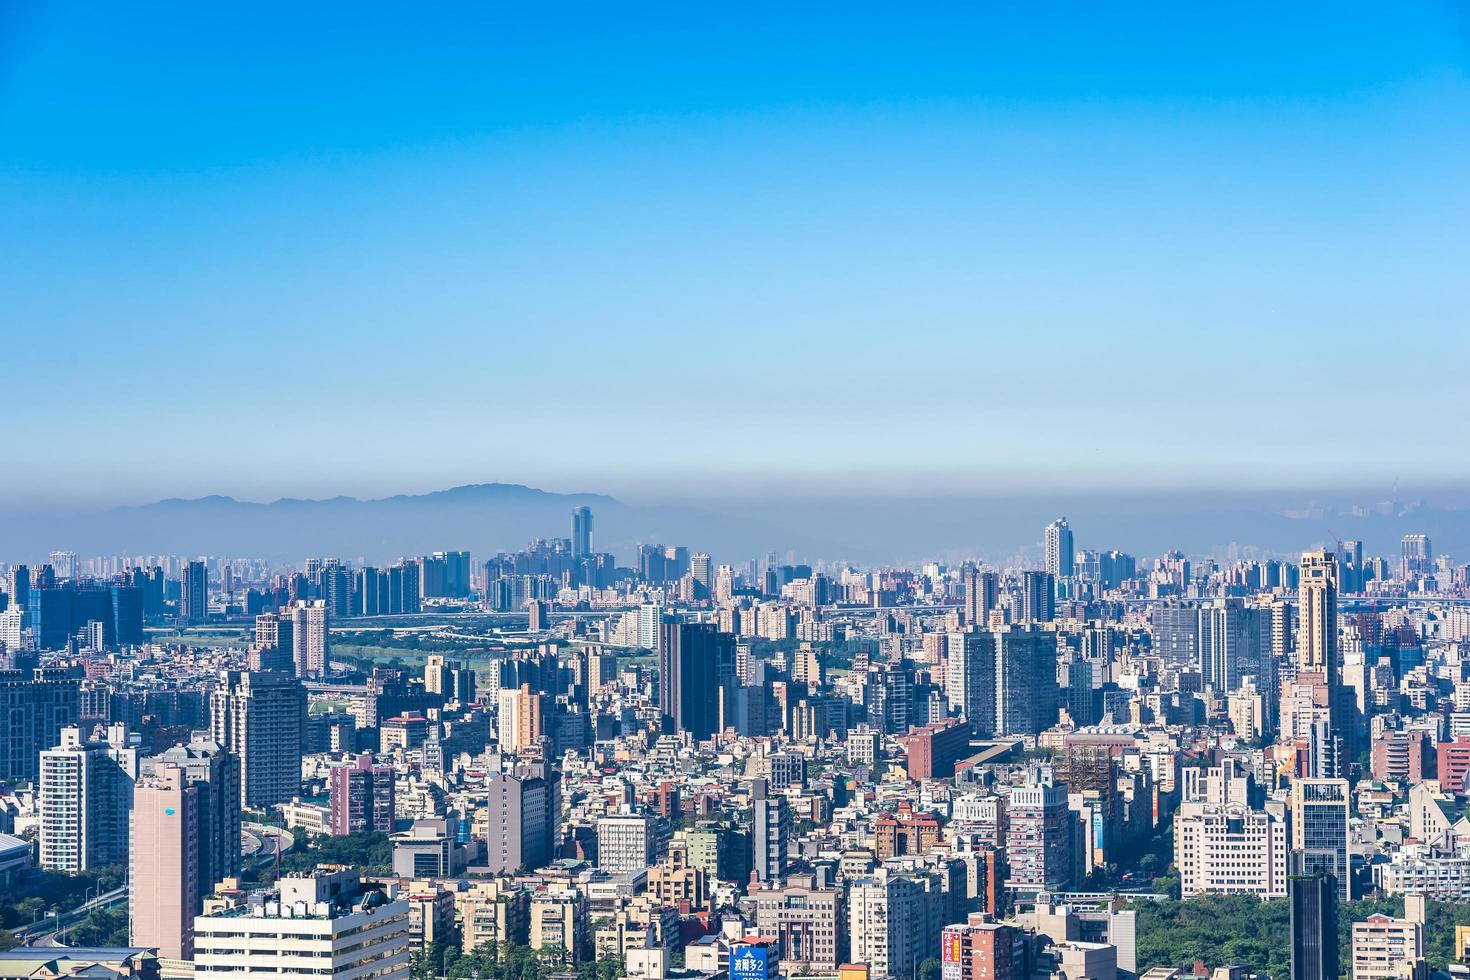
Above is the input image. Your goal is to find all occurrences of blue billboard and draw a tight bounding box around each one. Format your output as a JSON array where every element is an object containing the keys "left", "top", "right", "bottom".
[{"left": 731, "top": 944, "right": 771, "bottom": 980}]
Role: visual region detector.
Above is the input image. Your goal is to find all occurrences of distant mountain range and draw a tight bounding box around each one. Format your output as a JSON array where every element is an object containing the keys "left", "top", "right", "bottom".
[{"left": 4, "top": 481, "right": 1470, "bottom": 568}]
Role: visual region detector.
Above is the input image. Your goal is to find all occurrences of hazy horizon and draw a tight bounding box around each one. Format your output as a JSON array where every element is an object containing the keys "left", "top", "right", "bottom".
[{"left": 4, "top": 477, "right": 1468, "bottom": 569}]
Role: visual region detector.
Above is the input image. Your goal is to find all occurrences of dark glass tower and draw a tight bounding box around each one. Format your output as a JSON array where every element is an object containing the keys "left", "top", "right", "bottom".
[{"left": 1289, "top": 852, "right": 1339, "bottom": 980}]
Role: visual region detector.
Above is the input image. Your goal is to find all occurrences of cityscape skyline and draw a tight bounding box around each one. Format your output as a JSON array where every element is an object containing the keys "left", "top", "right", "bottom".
[{"left": 5, "top": 6, "right": 1470, "bottom": 979}]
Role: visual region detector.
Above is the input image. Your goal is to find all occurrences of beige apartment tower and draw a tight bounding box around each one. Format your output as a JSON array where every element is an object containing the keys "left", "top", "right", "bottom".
[{"left": 1298, "top": 551, "right": 1338, "bottom": 674}]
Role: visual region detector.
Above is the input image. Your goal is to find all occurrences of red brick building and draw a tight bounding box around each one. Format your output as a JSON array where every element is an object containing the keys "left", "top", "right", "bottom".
[{"left": 904, "top": 719, "right": 970, "bottom": 780}]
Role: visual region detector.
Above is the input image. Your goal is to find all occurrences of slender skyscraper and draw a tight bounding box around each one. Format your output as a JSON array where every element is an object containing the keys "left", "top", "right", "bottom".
[
  {"left": 286, "top": 599, "right": 329, "bottom": 679},
  {"left": 571, "top": 506, "right": 593, "bottom": 559},
  {"left": 1044, "top": 518, "right": 1074, "bottom": 580},
  {"left": 1297, "top": 551, "right": 1338, "bottom": 674},
  {"left": 1289, "top": 856, "right": 1339, "bottom": 980},
  {"left": 179, "top": 559, "right": 208, "bottom": 625}
]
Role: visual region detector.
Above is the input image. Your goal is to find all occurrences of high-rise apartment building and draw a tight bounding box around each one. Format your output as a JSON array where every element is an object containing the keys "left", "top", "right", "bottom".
[
  {"left": 1045, "top": 519, "right": 1074, "bottom": 580},
  {"left": 39, "top": 724, "right": 137, "bottom": 872},
  {"left": 945, "top": 630, "right": 995, "bottom": 736},
  {"left": 424, "top": 654, "right": 448, "bottom": 695},
  {"left": 848, "top": 868, "right": 944, "bottom": 980},
  {"left": 1005, "top": 778, "right": 1075, "bottom": 899},
  {"left": 328, "top": 753, "right": 395, "bottom": 835},
  {"left": 210, "top": 670, "right": 306, "bottom": 809},
  {"left": 286, "top": 600, "right": 329, "bottom": 678},
  {"left": 958, "top": 565, "right": 998, "bottom": 628},
  {"left": 141, "top": 740, "right": 241, "bottom": 892},
  {"left": 1151, "top": 602, "right": 1200, "bottom": 667},
  {"left": 994, "top": 627, "right": 1059, "bottom": 736},
  {"left": 942, "top": 627, "right": 1058, "bottom": 739},
  {"left": 497, "top": 684, "right": 546, "bottom": 754},
  {"left": 753, "top": 791, "right": 792, "bottom": 883},
  {"left": 1017, "top": 571, "right": 1056, "bottom": 623},
  {"left": 254, "top": 611, "right": 293, "bottom": 660},
  {"left": 129, "top": 764, "right": 201, "bottom": 960},
  {"left": 690, "top": 552, "right": 713, "bottom": 590},
  {"left": 485, "top": 764, "right": 559, "bottom": 874},
  {"left": 1198, "top": 598, "right": 1270, "bottom": 694},
  {"left": 193, "top": 868, "right": 411, "bottom": 980}
]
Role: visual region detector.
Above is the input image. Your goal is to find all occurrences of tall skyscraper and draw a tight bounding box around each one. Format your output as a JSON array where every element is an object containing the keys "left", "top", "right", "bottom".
[
  {"left": 1400, "top": 534, "right": 1432, "bottom": 581},
  {"left": 1295, "top": 551, "right": 1352, "bottom": 768},
  {"left": 1044, "top": 518, "right": 1074, "bottom": 580},
  {"left": 1291, "top": 778, "right": 1351, "bottom": 900},
  {"left": 959, "top": 564, "right": 998, "bottom": 627},
  {"left": 659, "top": 622, "right": 736, "bottom": 739},
  {"left": 1289, "top": 857, "right": 1339, "bottom": 980},
  {"left": 485, "top": 763, "right": 559, "bottom": 874},
  {"left": 1340, "top": 540, "right": 1365, "bottom": 593},
  {"left": 210, "top": 671, "right": 306, "bottom": 809},
  {"left": 571, "top": 507, "right": 593, "bottom": 559},
  {"left": 179, "top": 559, "right": 208, "bottom": 625},
  {"left": 1297, "top": 551, "right": 1338, "bottom": 674},
  {"left": 1198, "top": 598, "right": 1270, "bottom": 694},
  {"left": 286, "top": 599, "right": 329, "bottom": 678},
  {"left": 129, "top": 764, "right": 201, "bottom": 960},
  {"left": 39, "top": 724, "right": 137, "bottom": 872},
  {"left": 1017, "top": 571, "right": 1056, "bottom": 623}
]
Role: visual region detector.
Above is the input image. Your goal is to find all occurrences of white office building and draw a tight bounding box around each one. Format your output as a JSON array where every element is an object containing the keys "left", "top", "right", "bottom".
[{"left": 193, "top": 867, "right": 410, "bottom": 980}]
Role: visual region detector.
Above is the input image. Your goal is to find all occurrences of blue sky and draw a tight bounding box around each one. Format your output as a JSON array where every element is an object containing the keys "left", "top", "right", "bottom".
[{"left": 3, "top": 3, "right": 1469, "bottom": 505}]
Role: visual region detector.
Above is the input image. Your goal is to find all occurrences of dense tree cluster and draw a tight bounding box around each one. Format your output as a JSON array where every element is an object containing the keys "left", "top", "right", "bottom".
[{"left": 1131, "top": 894, "right": 1470, "bottom": 979}]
